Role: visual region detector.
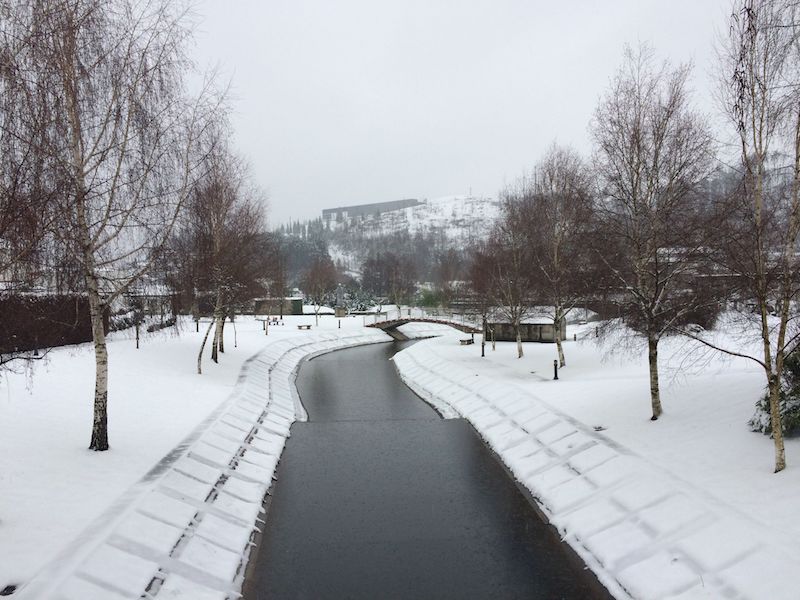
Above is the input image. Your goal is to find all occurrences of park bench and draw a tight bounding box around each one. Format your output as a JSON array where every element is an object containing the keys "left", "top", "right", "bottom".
[
  {"left": 297, "top": 324, "right": 312, "bottom": 330},
  {"left": 459, "top": 338, "right": 474, "bottom": 345}
]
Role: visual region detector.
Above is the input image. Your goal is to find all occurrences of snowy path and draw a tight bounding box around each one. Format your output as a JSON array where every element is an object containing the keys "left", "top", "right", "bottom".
[
  {"left": 243, "top": 342, "right": 609, "bottom": 599},
  {"left": 13, "top": 328, "right": 388, "bottom": 600},
  {"left": 393, "top": 334, "right": 800, "bottom": 600}
]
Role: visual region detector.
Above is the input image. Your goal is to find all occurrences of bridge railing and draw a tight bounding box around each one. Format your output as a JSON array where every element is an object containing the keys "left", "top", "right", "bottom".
[{"left": 363, "top": 306, "right": 481, "bottom": 330}]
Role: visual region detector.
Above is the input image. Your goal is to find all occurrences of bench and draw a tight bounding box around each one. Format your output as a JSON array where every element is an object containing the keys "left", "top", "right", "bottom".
[
  {"left": 459, "top": 338, "right": 474, "bottom": 345},
  {"left": 297, "top": 324, "right": 312, "bottom": 330}
]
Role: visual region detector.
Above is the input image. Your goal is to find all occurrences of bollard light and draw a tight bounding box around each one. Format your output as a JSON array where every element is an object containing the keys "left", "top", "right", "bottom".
[{"left": 553, "top": 359, "right": 559, "bottom": 380}]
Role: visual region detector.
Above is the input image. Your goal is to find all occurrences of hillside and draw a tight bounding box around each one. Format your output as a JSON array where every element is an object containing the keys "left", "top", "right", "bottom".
[{"left": 322, "top": 195, "right": 501, "bottom": 277}]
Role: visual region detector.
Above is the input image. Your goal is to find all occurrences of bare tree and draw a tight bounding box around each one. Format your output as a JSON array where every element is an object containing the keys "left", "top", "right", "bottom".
[
  {"left": 2, "top": 0, "right": 218, "bottom": 450},
  {"left": 527, "top": 144, "right": 595, "bottom": 367},
  {"left": 590, "top": 44, "right": 714, "bottom": 420},
  {"left": 435, "top": 249, "right": 462, "bottom": 309},
  {"left": 468, "top": 244, "right": 497, "bottom": 356},
  {"left": 263, "top": 233, "right": 288, "bottom": 318},
  {"left": 360, "top": 251, "right": 416, "bottom": 308},
  {"left": 301, "top": 255, "right": 337, "bottom": 325},
  {"left": 0, "top": 7, "right": 59, "bottom": 288},
  {"left": 688, "top": 0, "right": 800, "bottom": 472},
  {"left": 174, "top": 140, "right": 268, "bottom": 373},
  {"left": 488, "top": 195, "right": 535, "bottom": 358}
]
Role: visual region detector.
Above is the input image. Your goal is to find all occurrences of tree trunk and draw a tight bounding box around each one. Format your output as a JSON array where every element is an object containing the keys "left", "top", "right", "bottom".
[
  {"left": 87, "top": 278, "right": 110, "bottom": 451},
  {"left": 219, "top": 315, "right": 226, "bottom": 353},
  {"left": 211, "top": 290, "right": 224, "bottom": 363},
  {"left": 64, "top": 38, "right": 110, "bottom": 451},
  {"left": 648, "top": 335, "right": 662, "bottom": 420},
  {"left": 766, "top": 374, "right": 786, "bottom": 473},
  {"left": 197, "top": 318, "right": 215, "bottom": 375},
  {"left": 315, "top": 304, "right": 320, "bottom": 325},
  {"left": 554, "top": 317, "right": 565, "bottom": 367},
  {"left": 515, "top": 320, "right": 523, "bottom": 358}
]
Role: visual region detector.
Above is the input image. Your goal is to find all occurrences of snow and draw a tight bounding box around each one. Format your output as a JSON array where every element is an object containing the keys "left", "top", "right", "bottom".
[
  {"left": 324, "top": 195, "right": 501, "bottom": 276},
  {"left": 5, "top": 309, "right": 800, "bottom": 599},
  {"left": 302, "top": 304, "right": 334, "bottom": 315},
  {"left": 393, "top": 323, "right": 800, "bottom": 600},
  {"left": 326, "top": 195, "right": 500, "bottom": 240},
  {"left": 1, "top": 315, "right": 389, "bottom": 598}
]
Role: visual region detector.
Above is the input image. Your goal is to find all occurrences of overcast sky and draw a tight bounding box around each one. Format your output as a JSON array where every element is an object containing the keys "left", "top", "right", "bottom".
[{"left": 192, "top": 1, "right": 731, "bottom": 226}]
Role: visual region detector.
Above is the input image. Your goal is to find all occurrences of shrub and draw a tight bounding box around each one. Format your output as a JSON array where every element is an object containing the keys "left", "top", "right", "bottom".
[{"left": 749, "top": 350, "right": 800, "bottom": 437}]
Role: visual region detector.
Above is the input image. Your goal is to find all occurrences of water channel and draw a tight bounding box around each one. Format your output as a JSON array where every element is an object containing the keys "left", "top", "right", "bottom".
[{"left": 243, "top": 341, "right": 611, "bottom": 599}]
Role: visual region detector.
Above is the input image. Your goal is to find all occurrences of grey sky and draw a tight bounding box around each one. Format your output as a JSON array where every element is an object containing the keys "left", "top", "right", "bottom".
[{"left": 192, "top": 1, "right": 731, "bottom": 226}]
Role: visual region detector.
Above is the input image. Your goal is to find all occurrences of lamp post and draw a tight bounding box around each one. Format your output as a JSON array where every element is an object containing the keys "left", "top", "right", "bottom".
[{"left": 481, "top": 315, "right": 486, "bottom": 358}]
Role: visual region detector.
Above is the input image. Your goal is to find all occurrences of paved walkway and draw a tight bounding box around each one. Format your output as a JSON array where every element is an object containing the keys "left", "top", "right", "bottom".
[
  {"left": 393, "top": 335, "right": 800, "bottom": 600},
  {"left": 13, "top": 330, "right": 389, "bottom": 600},
  {"left": 244, "top": 342, "right": 609, "bottom": 599}
]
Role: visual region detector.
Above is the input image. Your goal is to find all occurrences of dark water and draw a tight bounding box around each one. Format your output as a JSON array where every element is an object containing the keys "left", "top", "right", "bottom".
[{"left": 244, "top": 341, "right": 610, "bottom": 600}]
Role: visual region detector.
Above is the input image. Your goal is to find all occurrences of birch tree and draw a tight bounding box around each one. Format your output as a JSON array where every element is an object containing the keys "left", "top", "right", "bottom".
[
  {"left": 301, "top": 255, "right": 337, "bottom": 325},
  {"left": 177, "top": 143, "right": 268, "bottom": 373},
  {"left": 0, "top": 5, "right": 66, "bottom": 294},
  {"left": 1, "top": 0, "right": 217, "bottom": 450},
  {"left": 468, "top": 244, "right": 497, "bottom": 356},
  {"left": 489, "top": 195, "right": 534, "bottom": 358},
  {"left": 527, "top": 144, "right": 594, "bottom": 367},
  {"left": 590, "top": 44, "right": 714, "bottom": 420},
  {"left": 689, "top": 0, "right": 800, "bottom": 472}
]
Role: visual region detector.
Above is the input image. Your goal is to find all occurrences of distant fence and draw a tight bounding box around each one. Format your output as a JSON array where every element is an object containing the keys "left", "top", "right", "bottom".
[{"left": 0, "top": 294, "right": 102, "bottom": 354}]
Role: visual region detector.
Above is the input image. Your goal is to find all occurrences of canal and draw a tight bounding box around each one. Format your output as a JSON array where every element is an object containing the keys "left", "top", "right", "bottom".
[{"left": 244, "top": 341, "right": 610, "bottom": 599}]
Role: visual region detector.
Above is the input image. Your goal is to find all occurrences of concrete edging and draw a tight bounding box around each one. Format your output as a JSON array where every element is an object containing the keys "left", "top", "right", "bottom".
[
  {"left": 392, "top": 338, "right": 800, "bottom": 600},
  {"left": 15, "top": 330, "right": 389, "bottom": 600}
]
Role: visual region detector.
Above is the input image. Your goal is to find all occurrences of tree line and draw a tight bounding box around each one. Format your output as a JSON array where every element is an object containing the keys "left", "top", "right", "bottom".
[
  {"left": 0, "top": 0, "right": 283, "bottom": 451},
  {"left": 1, "top": 0, "right": 799, "bottom": 475},
  {"left": 470, "top": 1, "right": 800, "bottom": 473}
]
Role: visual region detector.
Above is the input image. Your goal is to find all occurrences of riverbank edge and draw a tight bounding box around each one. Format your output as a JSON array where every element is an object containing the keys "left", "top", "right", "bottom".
[
  {"left": 14, "top": 329, "right": 390, "bottom": 600},
  {"left": 392, "top": 337, "right": 793, "bottom": 600}
]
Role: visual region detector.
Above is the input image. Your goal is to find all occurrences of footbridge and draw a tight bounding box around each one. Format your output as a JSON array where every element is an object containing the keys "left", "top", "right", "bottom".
[{"left": 364, "top": 309, "right": 481, "bottom": 340}]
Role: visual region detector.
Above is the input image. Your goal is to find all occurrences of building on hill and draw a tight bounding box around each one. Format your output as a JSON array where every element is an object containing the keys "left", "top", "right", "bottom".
[{"left": 322, "top": 199, "right": 422, "bottom": 222}]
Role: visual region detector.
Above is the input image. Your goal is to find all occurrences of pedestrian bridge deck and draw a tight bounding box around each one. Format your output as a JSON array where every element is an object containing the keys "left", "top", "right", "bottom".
[{"left": 365, "top": 317, "right": 481, "bottom": 334}]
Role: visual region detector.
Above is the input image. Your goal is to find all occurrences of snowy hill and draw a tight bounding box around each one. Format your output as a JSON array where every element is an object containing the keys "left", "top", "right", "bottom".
[
  {"left": 326, "top": 195, "right": 501, "bottom": 241},
  {"left": 323, "top": 195, "right": 501, "bottom": 277}
]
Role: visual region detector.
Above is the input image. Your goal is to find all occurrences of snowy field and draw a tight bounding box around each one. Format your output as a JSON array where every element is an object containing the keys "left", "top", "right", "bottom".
[
  {"left": 4, "top": 312, "right": 798, "bottom": 599},
  {"left": 0, "top": 314, "right": 381, "bottom": 596},
  {"left": 394, "top": 323, "right": 800, "bottom": 599}
]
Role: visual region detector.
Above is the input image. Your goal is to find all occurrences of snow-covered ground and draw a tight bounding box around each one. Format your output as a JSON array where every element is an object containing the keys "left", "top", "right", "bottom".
[
  {"left": 0, "top": 314, "right": 387, "bottom": 597},
  {"left": 393, "top": 324, "right": 800, "bottom": 599},
  {"left": 5, "top": 311, "right": 798, "bottom": 599}
]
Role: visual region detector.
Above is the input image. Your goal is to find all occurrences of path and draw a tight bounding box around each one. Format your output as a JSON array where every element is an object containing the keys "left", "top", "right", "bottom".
[{"left": 243, "top": 341, "right": 610, "bottom": 599}]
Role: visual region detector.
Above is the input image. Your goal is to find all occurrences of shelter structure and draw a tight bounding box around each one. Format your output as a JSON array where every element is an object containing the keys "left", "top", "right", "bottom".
[{"left": 486, "top": 317, "right": 566, "bottom": 343}]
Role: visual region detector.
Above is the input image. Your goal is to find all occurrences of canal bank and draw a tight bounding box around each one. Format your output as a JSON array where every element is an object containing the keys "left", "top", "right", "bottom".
[{"left": 244, "top": 341, "right": 611, "bottom": 599}]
